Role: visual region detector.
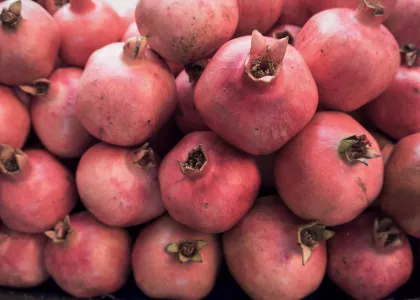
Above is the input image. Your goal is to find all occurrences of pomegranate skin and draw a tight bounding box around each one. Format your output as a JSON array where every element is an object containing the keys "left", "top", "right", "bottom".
[
  {"left": 0, "top": 85, "right": 30, "bottom": 149},
  {"left": 195, "top": 36, "right": 318, "bottom": 155},
  {"left": 294, "top": 4, "right": 400, "bottom": 112},
  {"left": 223, "top": 196, "right": 327, "bottom": 300},
  {"left": 0, "top": 226, "right": 49, "bottom": 288},
  {"left": 328, "top": 212, "right": 413, "bottom": 300},
  {"left": 370, "top": 130, "right": 395, "bottom": 166},
  {"left": 135, "top": 0, "right": 239, "bottom": 65},
  {"left": 159, "top": 131, "right": 261, "bottom": 233},
  {"left": 0, "top": 149, "right": 77, "bottom": 233},
  {"left": 275, "top": 0, "right": 311, "bottom": 26},
  {"left": 76, "top": 142, "right": 165, "bottom": 227},
  {"left": 103, "top": 0, "right": 137, "bottom": 32},
  {"left": 0, "top": 0, "right": 60, "bottom": 85},
  {"left": 366, "top": 67, "right": 420, "bottom": 140},
  {"left": 379, "top": 133, "right": 420, "bottom": 237},
  {"left": 76, "top": 42, "right": 176, "bottom": 147},
  {"left": 121, "top": 21, "right": 139, "bottom": 42},
  {"left": 385, "top": 0, "right": 420, "bottom": 47},
  {"left": 30, "top": 68, "right": 96, "bottom": 158},
  {"left": 44, "top": 212, "right": 131, "bottom": 298},
  {"left": 275, "top": 111, "right": 384, "bottom": 226},
  {"left": 266, "top": 24, "right": 301, "bottom": 45},
  {"left": 132, "top": 214, "right": 221, "bottom": 300},
  {"left": 175, "top": 69, "right": 209, "bottom": 134},
  {"left": 234, "top": 0, "right": 284, "bottom": 37},
  {"left": 53, "top": 0, "right": 123, "bottom": 67}
]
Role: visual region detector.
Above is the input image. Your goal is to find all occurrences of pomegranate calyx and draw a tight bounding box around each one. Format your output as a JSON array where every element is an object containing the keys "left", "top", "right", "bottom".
[
  {"left": 132, "top": 142, "right": 156, "bottom": 170},
  {"left": 0, "top": 145, "right": 26, "bottom": 175},
  {"left": 165, "top": 240, "right": 208, "bottom": 264},
  {"left": 178, "top": 144, "right": 208, "bottom": 175},
  {"left": 19, "top": 79, "right": 51, "bottom": 96},
  {"left": 400, "top": 44, "right": 419, "bottom": 68},
  {"left": 339, "top": 134, "right": 381, "bottom": 166},
  {"left": 373, "top": 217, "right": 403, "bottom": 249},
  {"left": 272, "top": 30, "right": 294, "bottom": 45},
  {"left": 298, "top": 221, "right": 335, "bottom": 266},
  {"left": 1, "top": 0, "right": 21, "bottom": 29},
  {"left": 361, "top": 0, "right": 385, "bottom": 16},
  {"left": 244, "top": 30, "right": 288, "bottom": 83},
  {"left": 185, "top": 60, "right": 209, "bottom": 84},
  {"left": 123, "top": 36, "right": 147, "bottom": 60},
  {"left": 44, "top": 215, "right": 72, "bottom": 243}
]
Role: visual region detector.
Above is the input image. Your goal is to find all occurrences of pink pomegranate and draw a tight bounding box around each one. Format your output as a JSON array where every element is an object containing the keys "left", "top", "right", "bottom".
[
  {"left": 76, "top": 37, "right": 176, "bottom": 146},
  {"left": 294, "top": 0, "right": 400, "bottom": 112},
  {"left": 195, "top": 30, "right": 318, "bottom": 155},
  {"left": 76, "top": 142, "right": 165, "bottom": 227},
  {"left": 0, "top": 85, "right": 30, "bottom": 149},
  {"left": 379, "top": 132, "right": 420, "bottom": 237},
  {"left": 328, "top": 212, "right": 413, "bottom": 299},
  {"left": 53, "top": 0, "right": 123, "bottom": 67},
  {"left": 132, "top": 214, "right": 221, "bottom": 300},
  {"left": 44, "top": 212, "right": 131, "bottom": 298},
  {"left": 135, "top": 0, "right": 239, "bottom": 64},
  {"left": 0, "top": 146, "right": 77, "bottom": 233},
  {"left": 234, "top": 0, "right": 284, "bottom": 37},
  {"left": 159, "top": 131, "right": 261, "bottom": 233},
  {"left": 103, "top": 0, "right": 137, "bottom": 32},
  {"left": 266, "top": 24, "right": 301, "bottom": 45},
  {"left": 275, "top": 0, "right": 311, "bottom": 26},
  {"left": 0, "top": 0, "right": 60, "bottom": 85},
  {"left": 275, "top": 111, "right": 383, "bottom": 226},
  {"left": 0, "top": 225, "right": 49, "bottom": 288},
  {"left": 35, "top": 0, "right": 67, "bottom": 15},
  {"left": 366, "top": 65, "right": 420, "bottom": 140},
  {"left": 223, "top": 196, "right": 334, "bottom": 300},
  {"left": 25, "top": 68, "right": 96, "bottom": 158},
  {"left": 175, "top": 60, "right": 210, "bottom": 134}
]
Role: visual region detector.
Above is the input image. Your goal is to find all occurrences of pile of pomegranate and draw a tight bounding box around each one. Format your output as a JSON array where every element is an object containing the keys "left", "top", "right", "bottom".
[{"left": 0, "top": 0, "right": 419, "bottom": 299}]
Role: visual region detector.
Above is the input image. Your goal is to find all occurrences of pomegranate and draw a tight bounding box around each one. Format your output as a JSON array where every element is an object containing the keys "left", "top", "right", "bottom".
[
  {"left": 370, "top": 130, "right": 395, "bottom": 166},
  {"left": 195, "top": 30, "right": 318, "bottom": 155},
  {"left": 53, "top": 0, "right": 123, "bottom": 67},
  {"left": 275, "top": 111, "right": 383, "bottom": 226},
  {"left": 0, "top": 145, "right": 77, "bottom": 233},
  {"left": 35, "top": 0, "right": 67, "bottom": 15},
  {"left": 223, "top": 196, "right": 334, "bottom": 300},
  {"left": 76, "top": 37, "right": 176, "bottom": 147},
  {"left": 379, "top": 132, "right": 420, "bottom": 237},
  {"left": 121, "top": 21, "right": 139, "bottom": 42},
  {"left": 103, "top": 0, "right": 137, "bottom": 32},
  {"left": 266, "top": 24, "right": 301, "bottom": 45},
  {"left": 132, "top": 214, "right": 221, "bottom": 300},
  {"left": 44, "top": 213, "right": 131, "bottom": 298},
  {"left": 0, "top": 0, "right": 60, "bottom": 85},
  {"left": 76, "top": 142, "right": 165, "bottom": 227},
  {"left": 366, "top": 62, "right": 420, "bottom": 140},
  {"left": 275, "top": 0, "right": 311, "bottom": 26},
  {"left": 135, "top": 0, "right": 239, "bottom": 64},
  {"left": 0, "top": 225, "right": 49, "bottom": 288},
  {"left": 175, "top": 60, "right": 210, "bottom": 134},
  {"left": 328, "top": 213, "right": 413, "bottom": 299},
  {"left": 23, "top": 68, "right": 96, "bottom": 158},
  {"left": 159, "top": 131, "right": 261, "bottom": 233},
  {"left": 0, "top": 85, "right": 30, "bottom": 149},
  {"left": 294, "top": 0, "right": 400, "bottom": 112},
  {"left": 234, "top": 0, "right": 284, "bottom": 37}
]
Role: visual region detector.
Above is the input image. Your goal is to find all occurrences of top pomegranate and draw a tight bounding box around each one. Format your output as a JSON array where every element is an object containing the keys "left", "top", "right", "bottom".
[
  {"left": 0, "top": 0, "right": 60, "bottom": 85},
  {"left": 135, "top": 0, "right": 239, "bottom": 65},
  {"left": 294, "top": 0, "right": 400, "bottom": 112}
]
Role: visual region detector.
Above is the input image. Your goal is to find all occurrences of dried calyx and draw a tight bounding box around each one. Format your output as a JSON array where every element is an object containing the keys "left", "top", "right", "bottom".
[
  {"left": 0, "top": 145, "right": 27, "bottom": 175},
  {"left": 298, "top": 221, "right": 335, "bottom": 266},
  {"left": 272, "top": 30, "right": 294, "bottom": 45},
  {"left": 400, "top": 44, "right": 419, "bottom": 67},
  {"left": 339, "top": 135, "right": 381, "bottom": 166},
  {"left": 178, "top": 144, "right": 208, "bottom": 175},
  {"left": 165, "top": 240, "right": 208, "bottom": 263},
  {"left": 123, "top": 36, "right": 148, "bottom": 60},
  {"left": 1, "top": 0, "right": 21, "bottom": 29},
  {"left": 132, "top": 142, "right": 156, "bottom": 170},
  {"left": 184, "top": 60, "right": 208, "bottom": 84},
  {"left": 19, "top": 79, "right": 51, "bottom": 96},
  {"left": 373, "top": 217, "right": 403, "bottom": 249},
  {"left": 44, "top": 215, "right": 73, "bottom": 243},
  {"left": 244, "top": 30, "right": 288, "bottom": 83},
  {"left": 361, "top": 0, "right": 385, "bottom": 16}
]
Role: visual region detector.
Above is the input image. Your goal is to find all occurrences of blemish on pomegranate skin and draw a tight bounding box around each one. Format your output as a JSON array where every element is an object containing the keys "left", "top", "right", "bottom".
[{"left": 414, "top": 88, "right": 419, "bottom": 94}]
